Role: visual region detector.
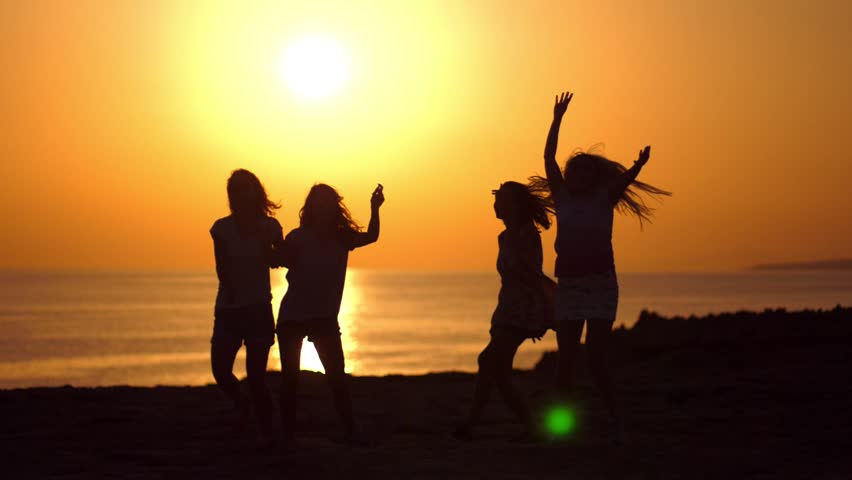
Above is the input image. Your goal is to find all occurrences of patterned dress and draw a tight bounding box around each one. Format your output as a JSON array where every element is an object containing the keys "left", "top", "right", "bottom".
[{"left": 491, "top": 223, "right": 554, "bottom": 337}]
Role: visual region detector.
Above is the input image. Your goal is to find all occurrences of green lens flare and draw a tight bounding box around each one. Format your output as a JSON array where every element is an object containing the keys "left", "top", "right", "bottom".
[{"left": 544, "top": 405, "right": 576, "bottom": 436}]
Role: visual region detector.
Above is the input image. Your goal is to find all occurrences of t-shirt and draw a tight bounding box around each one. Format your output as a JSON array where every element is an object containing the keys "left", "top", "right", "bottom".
[
  {"left": 210, "top": 215, "right": 282, "bottom": 309},
  {"left": 554, "top": 187, "right": 615, "bottom": 277},
  {"left": 278, "top": 226, "right": 352, "bottom": 323}
]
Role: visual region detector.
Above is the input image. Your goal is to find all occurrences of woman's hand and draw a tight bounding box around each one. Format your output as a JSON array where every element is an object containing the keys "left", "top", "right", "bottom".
[
  {"left": 370, "top": 184, "right": 385, "bottom": 210},
  {"left": 352, "top": 184, "right": 385, "bottom": 249},
  {"left": 636, "top": 146, "right": 651, "bottom": 166},
  {"left": 544, "top": 91, "right": 573, "bottom": 193},
  {"left": 553, "top": 91, "right": 573, "bottom": 118}
]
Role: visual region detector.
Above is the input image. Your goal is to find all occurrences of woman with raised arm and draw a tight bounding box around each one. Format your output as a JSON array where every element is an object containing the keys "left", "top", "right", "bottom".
[
  {"left": 544, "top": 91, "right": 670, "bottom": 442},
  {"left": 210, "top": 169, "right": 285, "bottom": 446},
  {"left": 453, "top": 180, "right": 555, "bottom": 442},
  {"left": 273, "top": 183, "right": 384, "bottom": 447}
]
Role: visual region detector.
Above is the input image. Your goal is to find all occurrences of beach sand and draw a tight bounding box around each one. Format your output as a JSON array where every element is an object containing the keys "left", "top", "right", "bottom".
[{"left": 3, "top": 307, "right": 851, "bottom": 479}]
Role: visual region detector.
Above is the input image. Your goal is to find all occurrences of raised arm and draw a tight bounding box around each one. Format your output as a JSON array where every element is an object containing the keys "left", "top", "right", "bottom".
[
  {"left": 608, "top": 146, "right": 650, "bottom": 204},
  {"left": 544, "top": 91, "right": 573, "bottom": 194},
  {"left": 351, "top": 184, "right": 384, "bottom": 249}
]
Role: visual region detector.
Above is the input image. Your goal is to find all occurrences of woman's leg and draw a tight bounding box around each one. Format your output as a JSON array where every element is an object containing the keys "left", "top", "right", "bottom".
[
  {"left": 555, "top": 318, "right": 585, "bottom": 395},
  {"left": 458, "top": 332, "right": 530, "bottom": 437},
  {"left": 586, "top": 319, "right": 618, "bottom": 422},
  {"left": 245, "top": 342, "right": 273, "bottom": 437},
  {"left": 491, "top": 332, "right": 532, "bottom": 428},
  {"left": 278, "top": 328, "right": 303, "bottom": 440},
  {"left": 461, "top": 343, "right": 497, "bottom": 433},
  {"left": 211, "top": 334, "right": 244, "bottom": 410},
  {"left": 312, "top": 333, "right": 355, "bottom": 438}
]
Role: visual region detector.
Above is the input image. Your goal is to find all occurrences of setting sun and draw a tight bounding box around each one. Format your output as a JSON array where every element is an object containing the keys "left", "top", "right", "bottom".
[{"left": 281, "top": 35, "right": 351, "bottom": 100}]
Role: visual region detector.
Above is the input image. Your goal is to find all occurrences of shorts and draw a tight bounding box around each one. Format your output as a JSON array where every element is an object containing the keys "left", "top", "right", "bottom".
[
  {"left": 277, "top": 317, "right": 346, "bottom": 378},
  {"left": 555, "top": 269, "right": 619, "bottom": 325},
  {"left": 277, "top": 317, "right": 341, "bottom": 343},
  {"left": 212, "top": 303, "right": 275, "bottom": 347}
]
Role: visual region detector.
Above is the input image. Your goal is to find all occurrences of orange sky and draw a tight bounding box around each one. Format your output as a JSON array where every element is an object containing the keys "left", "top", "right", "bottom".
[{"left": 1, "top": 0, "right": 850, "bottom": 272}]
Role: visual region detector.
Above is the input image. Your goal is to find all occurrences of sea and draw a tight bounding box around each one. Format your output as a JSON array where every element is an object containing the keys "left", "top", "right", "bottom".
[{"left": 1, "top": 270, "right": 850, "bottom": 388}]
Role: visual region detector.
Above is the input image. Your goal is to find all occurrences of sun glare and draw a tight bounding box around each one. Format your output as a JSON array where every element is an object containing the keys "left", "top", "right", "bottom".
[{"left": 281, "top": 35, "right": 351, "bottom": 101}]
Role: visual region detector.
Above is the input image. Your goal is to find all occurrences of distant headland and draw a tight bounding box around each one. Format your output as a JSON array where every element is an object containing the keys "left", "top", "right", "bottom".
[{"left": 752, "top": 259, "right": 852, "bottom": 271}]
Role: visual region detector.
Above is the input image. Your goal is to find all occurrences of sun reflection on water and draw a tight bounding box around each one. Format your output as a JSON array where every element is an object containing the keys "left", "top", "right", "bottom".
[{"left": 269, "top": 269, "right": 362, "bottom": 374}]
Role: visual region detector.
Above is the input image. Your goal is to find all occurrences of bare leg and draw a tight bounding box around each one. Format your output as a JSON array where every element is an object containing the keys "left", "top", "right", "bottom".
[
  {"left": 313, "top": 334, "right": 355, "bottom": 439},
  {"left": 245, "top": 342, "right": 273, "bottom": 439},
  {"left": 278, "top": 330, "right": 303, "bottom": 441},
  {"left": 462, "top": 344, "right": 497, "bottom": 432},
  {"left": 458, "top": 332, "right": 530, "bottom": 439},
  {"left": 491, "top": 333, "right": 533, "bottom": 430},
  {"left": 555, "top": 318, "right": 585, "bottom": 395},
  {"left": 586, "top": 319, "right": 618, "bottom": 422},
  {"left": 211, "top": 335, "right": 244, "bottom": 408},
  {"left": 211, "top": 334, "right": 249, "bottom": 432}
]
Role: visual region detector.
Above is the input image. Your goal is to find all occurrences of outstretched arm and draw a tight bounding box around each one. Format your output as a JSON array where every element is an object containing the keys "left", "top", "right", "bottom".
[
  {"left": 608, "top": 146, "right": 650, "bottom": 204},
  {"left": 351, "top": 184, "right": 384, "bottom": 249},
  {"left": 544, "top": 91, "right": 573, "bottom": 194}
]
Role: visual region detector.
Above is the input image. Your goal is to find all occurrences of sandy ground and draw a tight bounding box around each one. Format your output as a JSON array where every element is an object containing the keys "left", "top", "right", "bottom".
[{"left": 3, "top": 307, "right": 851, "bottom": 479}]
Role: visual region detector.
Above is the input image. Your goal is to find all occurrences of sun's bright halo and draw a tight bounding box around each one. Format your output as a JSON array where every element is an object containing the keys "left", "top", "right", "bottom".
[{"left": 281, "top": 35, "right": 350, "bottom": 101}]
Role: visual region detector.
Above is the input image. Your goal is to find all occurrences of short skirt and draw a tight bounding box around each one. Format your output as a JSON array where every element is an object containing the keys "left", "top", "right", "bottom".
[{"left": 554, "top": 269, "right": 619, "bottom": 324}]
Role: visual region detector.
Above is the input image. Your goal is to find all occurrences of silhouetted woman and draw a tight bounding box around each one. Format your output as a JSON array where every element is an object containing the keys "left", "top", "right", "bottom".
[
  {"left": 273, "top": 183, "right": 384, "bottom": 445},
  {"left": 453, "top": 180, "right": 555, "bottom": 441},
  {"left": 210, "top": 169, "right": 284, "bottom": 444},
  {"left": 543, "top": 91, "right": 670, "bottom": 441}
]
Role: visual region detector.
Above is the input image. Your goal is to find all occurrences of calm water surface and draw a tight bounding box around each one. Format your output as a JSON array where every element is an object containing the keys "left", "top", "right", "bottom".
[{"left": 0, "top": 270, "right": 849, "bottom": 387}]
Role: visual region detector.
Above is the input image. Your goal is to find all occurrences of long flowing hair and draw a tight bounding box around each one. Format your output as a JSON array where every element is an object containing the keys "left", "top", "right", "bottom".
[
  {"left": 561, "top": 145, "right": 671, "bottom": 226},
  {"left": 496, "top": 179, "right": 555, "bottom": 230},
  {"left": 299, "top": 183, "right": 362, "bottom": 237},
  {"left": 227, "top": 169, "right": 280, "bottom": 218}
]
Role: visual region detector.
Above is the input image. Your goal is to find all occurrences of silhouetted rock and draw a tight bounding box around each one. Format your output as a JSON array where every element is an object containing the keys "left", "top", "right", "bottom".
[{"left": 535, "top": 305, "right": 852, "bottom": 374}]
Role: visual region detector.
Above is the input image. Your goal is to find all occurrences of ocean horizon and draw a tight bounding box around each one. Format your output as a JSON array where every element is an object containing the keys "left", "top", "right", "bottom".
[{"left": 1, "top": 269, "right": 850, "bottom": 389}]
